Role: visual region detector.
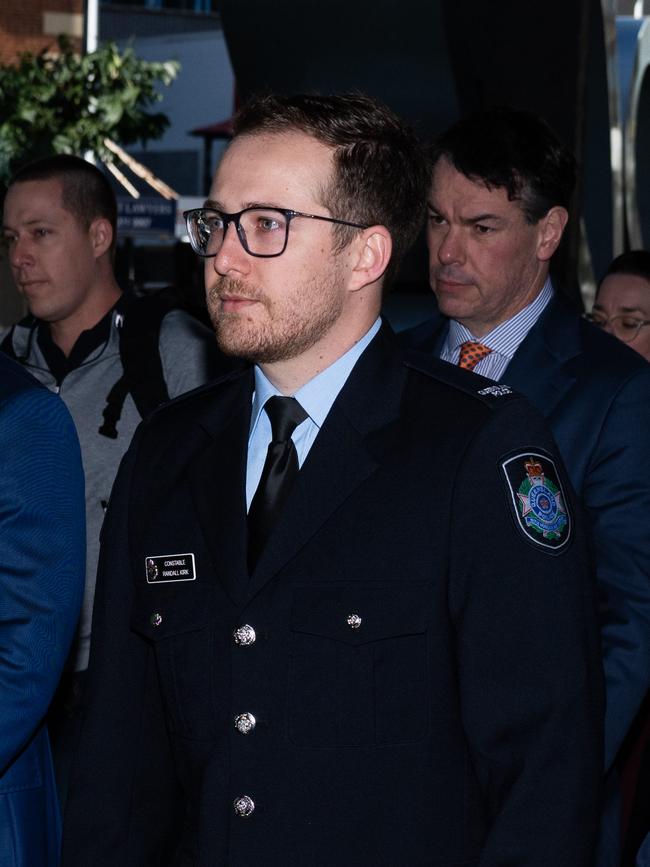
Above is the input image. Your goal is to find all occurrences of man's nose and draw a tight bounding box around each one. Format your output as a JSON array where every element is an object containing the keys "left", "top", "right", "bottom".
[
  {"left": 212, "top": 220, "right": 249, "bottom": 276},
  {"left": 8, "top": 235, "right": 33, "bottom": 269},
  {"left": 436, "top": 227, "right": 465, "bottom": 265}
]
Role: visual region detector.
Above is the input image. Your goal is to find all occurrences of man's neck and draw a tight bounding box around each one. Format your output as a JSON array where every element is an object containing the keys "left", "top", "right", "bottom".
[
  {"left": 49, "top": 282, "right": 122, "bottom": 357},
  {"left": 260, "top": 315, "right": 379, "bottom": 395}
]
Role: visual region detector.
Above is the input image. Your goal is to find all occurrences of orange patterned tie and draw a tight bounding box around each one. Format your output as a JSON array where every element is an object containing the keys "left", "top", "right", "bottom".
[{"left": 457, "top": 341, "right": 492, "bottom": 371}]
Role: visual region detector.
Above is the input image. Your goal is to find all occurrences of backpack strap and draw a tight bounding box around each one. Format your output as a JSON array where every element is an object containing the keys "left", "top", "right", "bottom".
[
  {"left": 118, "top": 293, "right": 174, "bottom": 421},
  {"left": 98, "top": 375, "right": 131, "bottom": 439},
  {"left": 98, "top": 292, "right": 175, "bottom": 438}
]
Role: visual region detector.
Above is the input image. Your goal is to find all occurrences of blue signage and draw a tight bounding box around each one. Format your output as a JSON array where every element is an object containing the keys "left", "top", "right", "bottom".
[{"left": 117, "top": 197, "right": 177, "bottom": 236}]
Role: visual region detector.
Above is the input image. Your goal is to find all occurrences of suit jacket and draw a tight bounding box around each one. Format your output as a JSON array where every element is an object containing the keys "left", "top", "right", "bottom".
[
  {"left": 62, "top": 325, "right": 603, "bottom": 867},
  {"left": 0, "top": 353, "right": 85, "bottom": 867},
  {"left": 403, "top": 295, "right": 650, "bottom": 769}
]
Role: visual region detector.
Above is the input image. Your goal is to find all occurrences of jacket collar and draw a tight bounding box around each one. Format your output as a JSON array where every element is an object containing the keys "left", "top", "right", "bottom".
[{"left": 187, "top": 326, "right": 406, "bottom": 604}]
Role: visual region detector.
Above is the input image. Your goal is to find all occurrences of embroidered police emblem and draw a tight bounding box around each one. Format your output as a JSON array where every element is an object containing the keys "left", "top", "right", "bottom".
[
  {"left": 501, "top": 453, "right": 571, "bottom": 551},
  {"left": 144, "top": 553, "right": 196, "bottom": 584}
]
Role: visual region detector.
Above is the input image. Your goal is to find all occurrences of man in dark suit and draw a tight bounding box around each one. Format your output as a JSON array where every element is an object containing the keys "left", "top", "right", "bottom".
[
  {"left": 62, "top": 93, "right": 603, "bottom": 867},
  {"left": 0, "top": 351, "right": 85, "bottom": 866},
  {"left": 401, "top": 106, "right": 650, "bottom": 864}
]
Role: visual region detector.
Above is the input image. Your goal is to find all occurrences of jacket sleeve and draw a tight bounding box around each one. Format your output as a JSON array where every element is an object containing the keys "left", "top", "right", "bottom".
[
  {"left": 585, "top": 366, "right": 650, "bottom": 768},
  {"left": 448, "top": 398, "right": 604, "bottom": 867},
  {"left": 0, "top": 386, "right": 85, "bottom": 773},
  {"left": 62, "top": 424, "right": 182, "bottom": 867}
]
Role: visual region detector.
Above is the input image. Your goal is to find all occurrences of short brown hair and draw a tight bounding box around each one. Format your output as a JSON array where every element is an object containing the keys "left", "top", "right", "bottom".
[
  {"left": 233, "top": 92, "right": 428, "bottom": 285},
  {"left": 9, "top": 154, "right": 118, "bottom": 253}
]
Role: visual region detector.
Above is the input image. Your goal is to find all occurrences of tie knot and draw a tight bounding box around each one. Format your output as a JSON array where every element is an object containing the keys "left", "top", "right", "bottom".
[
  {"left": 457, "top": 340, "right": 492, "bottom": 371},
  {"left": 264, "top": 395, "right": 308, "bottom": 442}
]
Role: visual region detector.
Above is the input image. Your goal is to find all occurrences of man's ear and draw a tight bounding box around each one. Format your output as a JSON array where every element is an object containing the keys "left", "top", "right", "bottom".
[
  {"left": 348, "top": 225, "right": 393, "bottom": 291},
  {"left": 89, "top": 217, "right": 114, "bottom": 259},
  {"left": 536, "top": 206, "right": 568, "bottom": 262}
]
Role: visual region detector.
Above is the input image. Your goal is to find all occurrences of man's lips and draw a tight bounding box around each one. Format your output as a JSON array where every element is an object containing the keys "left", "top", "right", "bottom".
[
  {"left": 16, "top": 278, "right": 47, "bottom": 292},
  {"left": 434, "top": 274, "right": 472, "bottom": 291},
  {"left": 219, "top": 295, "right": 260, "bottom": 312}
]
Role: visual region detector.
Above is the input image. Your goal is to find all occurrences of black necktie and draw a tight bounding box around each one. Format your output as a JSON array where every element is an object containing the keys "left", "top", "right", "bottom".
[{"left": 248, "top": 396, "right": 308, "bottom": 570}]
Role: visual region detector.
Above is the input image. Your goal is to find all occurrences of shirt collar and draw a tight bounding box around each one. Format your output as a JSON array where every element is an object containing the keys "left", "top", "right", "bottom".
[
  {"left": 249, "top": 317, "right": 382, "bottom": 439},
  {"left": 37, "top": 294, "right": 124, "bottom": 385},
  {"left": 447, "top": 277, "right": 554, "bottom": 358}
]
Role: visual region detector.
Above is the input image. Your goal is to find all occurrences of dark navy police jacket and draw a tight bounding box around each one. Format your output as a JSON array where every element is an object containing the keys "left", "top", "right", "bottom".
[{"left": 62, "top": 325, "right": 603, "bottom": 867}]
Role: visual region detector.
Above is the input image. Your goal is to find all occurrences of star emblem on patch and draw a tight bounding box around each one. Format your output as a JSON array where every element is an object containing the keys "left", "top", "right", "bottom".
[{"left": 501, "top": 452, "right": 572, "bottom": 551}]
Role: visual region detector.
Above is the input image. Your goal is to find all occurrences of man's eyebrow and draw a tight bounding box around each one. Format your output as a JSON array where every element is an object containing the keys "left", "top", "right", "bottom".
[
  {"left": 617, "top": 305, "right": 646, "bottom": 314},
  {"left": 454, "top": 212, "right": 503, "bottom": 226},
  {"left": 201, "top": 200, "right": 288, "bottom": 211},
  {"left": 593, "top": 302, "right": 646, "bottom": 314},
  {"left": 426, "top": 203, "right": 504, "bottom": 225}
]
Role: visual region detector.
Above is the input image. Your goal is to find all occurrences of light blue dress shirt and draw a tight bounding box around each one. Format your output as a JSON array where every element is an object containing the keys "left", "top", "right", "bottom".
[
  {"left": 440, "top": 278, "right": 554, "bottom": 381},
  {"left": 246, "top": 318, "right": 382, "bottom": 510}
]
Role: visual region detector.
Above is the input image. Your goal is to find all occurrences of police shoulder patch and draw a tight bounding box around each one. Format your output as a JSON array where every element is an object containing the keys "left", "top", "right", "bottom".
[{"left": 501, "top": 452, "right": 572, "bottom": 552}]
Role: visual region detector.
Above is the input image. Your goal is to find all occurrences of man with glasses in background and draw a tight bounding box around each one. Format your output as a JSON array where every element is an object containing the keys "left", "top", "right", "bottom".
[
  {"left": 63, "top": 93, "right": 603, "bottom": 866},
  {"left": 402, "top": 106, "right": 650, "bottom": 866}
]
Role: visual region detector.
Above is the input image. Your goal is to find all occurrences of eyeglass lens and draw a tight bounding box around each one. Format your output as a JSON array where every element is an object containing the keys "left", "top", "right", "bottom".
[
  {"left": 188, "top": 209, "right": 290, "bottom": 257},
  {"left": 589, "top": 314, "right": 644, "bottom": 342}
]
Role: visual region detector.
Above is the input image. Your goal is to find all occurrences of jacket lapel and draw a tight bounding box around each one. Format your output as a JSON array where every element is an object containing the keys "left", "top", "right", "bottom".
[
  {"left": 248, "top": 326, "right": 406, "bottom": 598},
  {"left": 500, "top": 296, "right": 581, "bottom": 417},
  {"left": 188, "top": 369, "right": 253, "bottom": 605}
]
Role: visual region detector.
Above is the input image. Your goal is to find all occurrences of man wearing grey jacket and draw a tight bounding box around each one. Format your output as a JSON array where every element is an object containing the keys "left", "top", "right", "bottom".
[{"left": 1, "top": 154, "right": 219, "bottom": 804}]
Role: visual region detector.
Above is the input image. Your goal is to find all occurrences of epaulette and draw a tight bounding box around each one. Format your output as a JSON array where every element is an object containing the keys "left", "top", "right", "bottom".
[{"left": 403, "top": 348, "right": 523, "bottom": 409}]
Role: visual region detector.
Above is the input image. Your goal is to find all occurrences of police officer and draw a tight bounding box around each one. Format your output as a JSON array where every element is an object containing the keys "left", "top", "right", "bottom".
[{"left": 62, "top": 93, "right": 603, "bottom": 867}]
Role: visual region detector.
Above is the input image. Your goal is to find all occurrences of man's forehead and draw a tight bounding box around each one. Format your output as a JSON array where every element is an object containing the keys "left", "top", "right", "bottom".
[
  {"left": 5, "top": 177, "right": 66, "bottom": 216},
  {"left": 430, "top": 158, "right": 523, "bottom": 218},
  {"left": 211, "top": 130, "right": 334, "bottom": 209}
]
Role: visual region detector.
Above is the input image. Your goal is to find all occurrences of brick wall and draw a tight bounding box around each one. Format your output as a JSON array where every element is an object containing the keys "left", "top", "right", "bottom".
[{"left": 0, "top": 0, "right": 83, "bottom": 64}]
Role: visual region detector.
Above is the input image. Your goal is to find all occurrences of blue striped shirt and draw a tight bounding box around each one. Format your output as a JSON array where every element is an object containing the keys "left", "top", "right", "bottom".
[{"left": 440, "top": 278, "right": 554, "bottom": 381}]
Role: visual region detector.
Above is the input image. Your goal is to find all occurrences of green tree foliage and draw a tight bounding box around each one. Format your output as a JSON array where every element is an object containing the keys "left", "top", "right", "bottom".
[{"left": 0, "top": 36, "right": 179, "bottom": 183}]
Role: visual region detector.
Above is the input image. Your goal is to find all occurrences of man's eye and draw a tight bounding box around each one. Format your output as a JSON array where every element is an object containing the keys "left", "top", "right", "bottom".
[
  {"left": 475, "top": 224, "right": 492, "bottom": 234},
  {"left": 34, "top": 228, "right": 50, "bottom": 238},
  {"left": 428, "top": 213, "right": 445, "bottom": 226},
  {"left": 620, "top": 317, "right": 642, "bottom": 332},
  {"left": 257, "top": 217, "right": 282, "bottom": 232}
]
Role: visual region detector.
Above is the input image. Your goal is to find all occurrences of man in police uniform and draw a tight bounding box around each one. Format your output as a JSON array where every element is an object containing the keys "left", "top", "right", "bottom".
[{"left": 62, "top": 93, "right": 603, "bottom": 866}]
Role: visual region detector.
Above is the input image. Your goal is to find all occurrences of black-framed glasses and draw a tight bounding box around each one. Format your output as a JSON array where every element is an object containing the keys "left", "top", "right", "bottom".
[
  {"left": 583, "top": 311, "right": 650, "bottom": 343},
  {"left": 183, "top": 206, "right": 368, "bottom": 259}
]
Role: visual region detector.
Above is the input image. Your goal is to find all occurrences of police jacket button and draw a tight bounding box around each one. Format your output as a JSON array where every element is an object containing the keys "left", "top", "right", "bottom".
[
  {"left": 233, "top": 624, "right": 256, "bottom": 646},
  {"left": 234, "top": 712, "right": 256, "bottom": 734},
  {"left": 346, "top": 613, "right": 362, "bottom": 629},
  {"left": 150, "top": 612, "right": 163, "bottom": 627},
  {"left": 233, "top": 795, "right": 255, "bottom": 817}
]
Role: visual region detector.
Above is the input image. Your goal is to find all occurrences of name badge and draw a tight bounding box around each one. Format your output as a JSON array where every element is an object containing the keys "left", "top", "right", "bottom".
[{"left": 145, "top": 553, "right": 196, "bottom": 584}]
